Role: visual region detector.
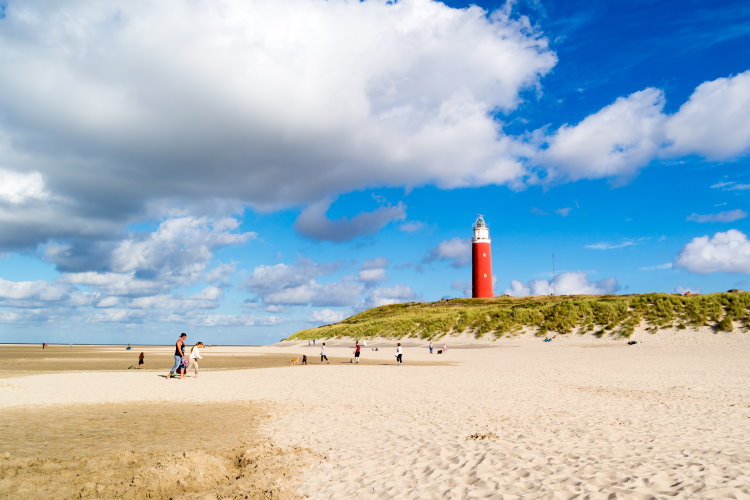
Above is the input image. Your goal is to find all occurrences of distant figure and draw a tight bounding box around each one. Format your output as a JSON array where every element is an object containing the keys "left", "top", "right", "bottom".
[
  {"left": 312, "top": 339, "right": 316, "bottom": 346},
  {"left": 302, "top": 354, "right": 308, "bottom": 365},
  {"left": 354, "top": 341, "right": 361, "bottom": 364},
  {"left": 429, "top": 342, "right": 433, "bottom": 354},
  {"left": 126, "top": 344, "right": 132, "bottom": 350},
  {"left": 308, "top": 340, "right": 311, "bottom": 346},
  {"left": 167, "top": 333, "right": 187, "bottom": 380},
  {"left": 396, "top": 343, "right": 403, "bottom": 365},
  {"left": 362, "top": 339, "right": 367, "bottom": 347},
  {"left": 627, "top": 340, "right": 638, "bottom": 345},
  {"left": 137, "top": 352, "right": 145, "bottom": 368},
  {"left": 42, "top": 343, "right": 47, "bottom": 349},
  {"left": 543, "top": 337, "right": 552, "bottom": 343},
  {"left": 320, "top": 343, "right": 329, "bottom": 364},
  {"left": 188, "top": 342, "right": 204, "bottom": 377},
  {"left": 442, "top": 343, "right": 447, "bottom": 353}
]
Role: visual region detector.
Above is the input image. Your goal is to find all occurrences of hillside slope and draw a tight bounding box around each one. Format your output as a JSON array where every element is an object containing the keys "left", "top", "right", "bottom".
[{"left": 287, "top": 292, "right": 750, "bottom": 340}]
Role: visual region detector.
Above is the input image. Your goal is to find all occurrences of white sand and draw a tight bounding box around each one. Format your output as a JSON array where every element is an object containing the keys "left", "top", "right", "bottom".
[{"left": 2, "top": 331, "right": 750, "bottom": 498}]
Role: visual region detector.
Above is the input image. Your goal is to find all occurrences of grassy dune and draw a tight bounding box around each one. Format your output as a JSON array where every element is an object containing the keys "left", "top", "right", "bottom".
[{"left": 287, "top": 292, "right": 750, "bottom": 340}]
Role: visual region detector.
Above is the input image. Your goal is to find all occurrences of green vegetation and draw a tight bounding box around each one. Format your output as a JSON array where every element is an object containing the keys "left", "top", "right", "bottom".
[{"left": 286, "top": 292, "right": 750, "bottom": 340}]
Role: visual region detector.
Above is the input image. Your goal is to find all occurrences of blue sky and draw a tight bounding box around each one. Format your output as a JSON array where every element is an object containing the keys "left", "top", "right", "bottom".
[{"left": 0, "top": 0, "right": 748, "bottom": 344}]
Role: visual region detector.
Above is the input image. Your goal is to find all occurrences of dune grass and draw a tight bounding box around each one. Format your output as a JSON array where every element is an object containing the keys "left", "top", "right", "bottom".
[{"left": 286, "top": 292, "right": 750, "bottom": 340}]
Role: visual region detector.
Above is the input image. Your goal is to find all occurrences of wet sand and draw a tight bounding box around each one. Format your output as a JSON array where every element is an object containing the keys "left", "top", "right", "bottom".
[
  {"left": 0, "top": 401, "right": 315, "bottom": 499},
  {"left": 0, "top": 344, "right": 448, "bottom": 377}
]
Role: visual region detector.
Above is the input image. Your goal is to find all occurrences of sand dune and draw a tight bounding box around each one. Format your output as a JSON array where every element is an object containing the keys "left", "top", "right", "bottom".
[{"left": 1, "top": 332, "right": 749, "bottom": 498}]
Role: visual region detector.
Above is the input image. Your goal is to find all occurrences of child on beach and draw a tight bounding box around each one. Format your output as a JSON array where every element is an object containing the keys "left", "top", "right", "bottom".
[
  {"left": 396, "top": 343, "right": 403, "bottom": 365},
  {"left": 188, "top": 342, "right": 204, "bottom": 377}
]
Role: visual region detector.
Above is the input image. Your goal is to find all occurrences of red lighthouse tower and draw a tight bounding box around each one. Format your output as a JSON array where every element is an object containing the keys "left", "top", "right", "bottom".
[{"left": 472, "top": 215, "right": 493, "bottom": 298}]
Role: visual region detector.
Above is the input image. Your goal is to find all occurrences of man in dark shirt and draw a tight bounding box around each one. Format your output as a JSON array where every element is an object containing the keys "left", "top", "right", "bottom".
[{"left": 167, "top": 333, "right": 187, "bottom": 380}]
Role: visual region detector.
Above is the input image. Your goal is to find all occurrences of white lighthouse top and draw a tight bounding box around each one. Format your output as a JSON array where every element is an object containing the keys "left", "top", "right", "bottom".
[{"left": 472, "top": 215, "right": 491, "bottom": 242}]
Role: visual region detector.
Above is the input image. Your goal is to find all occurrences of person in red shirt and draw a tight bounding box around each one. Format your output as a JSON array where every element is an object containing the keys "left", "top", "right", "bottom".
[{"left": 354, "top": 340, "right": 361, "bottom": 364}]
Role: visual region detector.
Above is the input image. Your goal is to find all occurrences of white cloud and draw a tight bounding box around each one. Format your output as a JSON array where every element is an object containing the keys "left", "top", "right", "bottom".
[
  {"left": 358, "top": 257, "right": 388, "bottom": 282},
  {"left": 398, "top": 221, "right": 426, "bottom": 233},
  {"left": 0, "top": 169, "right": 49, "bottom": 204},
  {"left": 358, "top": 268, "right": 388, "bottom": 283},
  {"left": 427, "top": 237, "right": 471, "bottom": 267},
  {"left": 0, "top": 0, "right": 555, "bottom": 250},
  {"left": 309, "top": 309, "right": 346, "bottom": 324},
  {"left": 585, "top": 238, "right": 644, "bottom": 250},
  {"left": 0, "top": 278, "right": 71, "bottom": 301},
  {"left": 538, "top": 71, "right": 750, "bottom": 182},
  {"left": 687, "top": 209, "right": 747, "bottom": 223},
  {"left": 665, "top": 70, "right": 750, "bottom": 159},
  {"left": 675, "top": 229, "right": 750, "bottom": 273},
  {"left": 639, "top": 263, "right": 673, "bottom": 271},
  {"left": 294, "top": 198, "right": 406, "bottom": 242},
  {"left": 555, "top": 207, "right": 572, "bottom": 217},
  {"left": 505, "top": 271, "right": 619, "bottom": 296},
  {"left": 539, "top": 88, "right": 666, "bottom": 180},
  {"left": 365, "top": 284, "right": 416, "bottom": 307},
  {"left": 246, "top": 259, "right": 340, "bottom": 294},
  {"left": 263, "top": 281, "right": 366, "bottom": 307}
]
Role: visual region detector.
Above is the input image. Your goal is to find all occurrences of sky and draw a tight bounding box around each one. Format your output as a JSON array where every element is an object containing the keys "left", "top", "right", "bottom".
[{"left": 0, "top": 0, "right": 749, "bottom": 345}]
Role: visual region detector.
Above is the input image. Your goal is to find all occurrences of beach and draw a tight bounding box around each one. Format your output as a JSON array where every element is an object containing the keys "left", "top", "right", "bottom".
[{"left": 1, "top": 332, "right": 749, "bottom": 498}]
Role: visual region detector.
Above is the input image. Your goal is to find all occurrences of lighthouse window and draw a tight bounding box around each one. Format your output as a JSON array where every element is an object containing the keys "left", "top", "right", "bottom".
[{"left": 483, "top": 274, "right": 487, "bottom": 278}]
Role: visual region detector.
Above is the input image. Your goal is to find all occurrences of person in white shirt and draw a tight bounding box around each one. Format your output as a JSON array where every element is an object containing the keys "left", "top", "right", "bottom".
[
  {"left": 320, "top": 343, "right": 329, "bottom": 364},
  {"left": 395, "top": 343, "right": 403, "bottom": 365},
  {"left": 188, "top": 342, "right": 204, "bottom": 377}
]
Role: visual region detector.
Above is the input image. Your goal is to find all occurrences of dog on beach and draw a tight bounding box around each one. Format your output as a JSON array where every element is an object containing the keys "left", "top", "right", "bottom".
[
  {"left": 289, "top": 357, "right": 300, "bottom": 366},
  {"left": 437, "top": 349, "right": 443, "bottom": 354}
]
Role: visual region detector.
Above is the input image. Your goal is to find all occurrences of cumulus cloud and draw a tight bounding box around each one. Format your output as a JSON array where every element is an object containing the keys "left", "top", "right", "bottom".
[
  {"left": 665, "top": 71, "right": 750, "bottom": 159},
  {"left": 245, "top": 259, "right": 341, "bottom": 295},
  {"left": 0, "top": 0, "right": 555, "bottom": 250},
  {"left": 50, "top": 215, "right": 254, "bottom": 297},
  {"left": 426, "top": 238, "right": 471, "bottom": 267},
  {"left": 505, "top": 271, "right": 619, "bottom": 296},
  {"left": 0, "top": 169, "right": 49, "bottom": 204},
  {"left": 539, "top": 88, "right": 666, "bottom": 180},
  {"left": 675, "top": 229, "right": 750, "bottom": 273},
  {"left": 309, "top": 309, "right": 346, "bottom": 324},
  {"left": 537, "top": 71, "right": 750, "bottom": 182},
  {"left": 687, "top": 209, "right": 747, "bottom": 223},
  {"left": 263, "top": 281, "right": 366, "bottom": 307},
  {"left": 364, "top": 284, "right": 416, "bottom": 308},
  {"left": 294, "top": 198, "right": 406, "bottom": 242}
]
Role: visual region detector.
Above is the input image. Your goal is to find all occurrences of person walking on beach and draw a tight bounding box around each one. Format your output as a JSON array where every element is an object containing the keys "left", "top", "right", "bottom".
[
  {"left": 188, "top": 342, "right": 204, "bottom": 377},
  {"left": 167, "top": 333, "right": 187, "bottom": 380},
  {"left": 137, "top": 352, "right": 144, "bottom": 369},
  {"left": 396, "top": 343, "right": 403, "bottom": 365},
  {"left": 442, "top": 343, "right": 447, "bottom": 354},
  {"left": 354, "top": 340, "right": 361, "bottom": 364},
  {"left": 320, "top": 343, "right": 329, "bottom": 364},
  {"left": 429, "top": 341, "right": 433, "bottom": 354}
]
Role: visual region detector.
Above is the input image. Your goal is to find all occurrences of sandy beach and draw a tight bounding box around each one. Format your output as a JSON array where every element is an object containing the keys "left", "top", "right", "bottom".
[{"left": 1, "top": 331, "right": 749, "bottom": 498}]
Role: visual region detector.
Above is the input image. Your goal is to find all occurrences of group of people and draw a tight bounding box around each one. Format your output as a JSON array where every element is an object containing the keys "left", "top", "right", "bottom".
[
  {"left": 318, "top": 340, "right": 407, "bottom": 365},
  {"left": 167, "top": 333, "right": 205, "bottom": 380}
]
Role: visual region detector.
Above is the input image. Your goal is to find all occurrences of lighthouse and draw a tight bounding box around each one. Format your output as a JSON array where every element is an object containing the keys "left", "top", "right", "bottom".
[{"left": 472, "top": 215, "right": 493, "bottom": 298}]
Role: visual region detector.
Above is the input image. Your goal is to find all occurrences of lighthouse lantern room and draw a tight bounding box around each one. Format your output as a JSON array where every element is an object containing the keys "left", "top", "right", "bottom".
[{"left": 472, "top": 215, "right": 494, "bottom": 298}]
